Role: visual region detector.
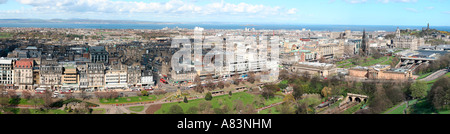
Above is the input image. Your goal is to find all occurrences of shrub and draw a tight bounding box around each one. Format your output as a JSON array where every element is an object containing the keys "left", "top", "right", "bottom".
[{"left": 205, "top": 92, "right": 213, "bottom": 101}]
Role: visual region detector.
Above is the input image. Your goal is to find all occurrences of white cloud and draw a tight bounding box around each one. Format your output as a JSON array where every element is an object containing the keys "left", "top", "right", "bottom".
[
  {"left": 287, "top": 8, "right": 298, "bottom": 14},
  {"left": 344, "top": 0, "right": 368, "bottom": 4},
  {"left": 342, "top": 0, "right": 418, "bottom": 3},
  {"left": 425, "top": 6, "right": 434, "bottom": 10},
  {"left": 0, "top": 0, "right": 7, "bottom": 4},
  {"left": 378, "top": 0, "right": 418, "bottom": 3},
  {"left": 12, "top": 0, "right": 294, "bottom": 17},
  {"left": 404, "top": 7, "right": 418, "bottom": 13}
]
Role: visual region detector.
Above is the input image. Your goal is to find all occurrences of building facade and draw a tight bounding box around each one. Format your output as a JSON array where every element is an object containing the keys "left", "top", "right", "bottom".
[
  {"left": 0, "top": 58, "right": 14, "bottom": 89},
  {"left": 87, "top": 63, "right": 105, "bottom": 91},
  {"left": 14, "top": 59, "right": 34, "bottom": 90}
]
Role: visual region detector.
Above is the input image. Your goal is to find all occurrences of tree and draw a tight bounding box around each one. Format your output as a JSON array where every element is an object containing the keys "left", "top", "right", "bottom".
[
  {"left": 167, "top": 104, "right": 184, "bottom": 114},
  {"left": 262, "top": 84, "right": 278, "bottom": 99},
  {"left": 410, "top": 81, "right": 427, "bottom": 99},
  {"left": 279, "top": 69, "right": 289, "bottom": 80},
  {"left": 205, "top": 92, "right": 213, "bottom": 101},
  {"left": 183, "top": 96, "right": 188, "bottom": 103},
  {"left": 198, "top": 101, "right": 214, "bottom": 114},
  {"left": 369, "top": 86, "right": 393, "bottom": 113},
  {"left": 427, "top": 77, "right": 450, "bottom": 110},
  {"left": 186, "top": 106, "right": 198, "bottom": 114},
  {"left": 217, "top": 79, "right": 225, "bottom": 89},
  {"left": 253, "top": 95, "right": 266, "bottom": 107},
  {"left": 193, "top": 75, "right": 204, "bottom": 93},
  {"left": 42, "top": 91, "right": 53, "bottom": 109},
  {"left": 385, "top": 85, "right": 405, "bottom": 104},
  {"left": 228, "top": 91, "right": 232, "bottom": 96},
  {"left": 233, "top": 100, "right": 245, "bottom": 114},
  {"left": 280, "top": 103, "right": 295, "bottom": 114},
  {"left": 371, "top": 48, "right": 383, "bottom": 59},
  {"left": 233, "top": 71, "right": 240, "bottom": 85},
  {"left": 141, "top": 90, "right": 149, "bottom": 96},
  {"left": 247, "top": 71, "right": 256, "bottom": 84},
  {"left": 205, "top": 74, "right": 216, "bottom": 91},
  {"left": 22, "top": 90, "right": 32, "bottom": 100},
  {"left": 321, "top": 87, "right": 332, "bottom": 98},
  {"left": 292, "top": 84, "right": 304, "bottom": 100},
  {"left": 8, "top": 96, "right": 21, "bottom": 107}
]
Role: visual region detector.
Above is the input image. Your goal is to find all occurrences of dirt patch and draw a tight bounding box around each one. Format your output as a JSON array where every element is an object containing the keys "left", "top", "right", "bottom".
[
  {"left": 127, "top": 98, "right": 131, "bottom": 101},
  {"left": 145, "top": 104, "right": 162, "bottom": 114}
]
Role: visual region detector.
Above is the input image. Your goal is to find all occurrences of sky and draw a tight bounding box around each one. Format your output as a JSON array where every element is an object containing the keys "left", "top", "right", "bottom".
[{"left": 0, "top": 0, "right": 449, "bottom": 26}]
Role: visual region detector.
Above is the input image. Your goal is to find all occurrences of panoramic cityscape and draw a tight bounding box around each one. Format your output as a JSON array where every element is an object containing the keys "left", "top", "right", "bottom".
[{"left": 0, "top": 0, "right": 449, "bottom": 116}]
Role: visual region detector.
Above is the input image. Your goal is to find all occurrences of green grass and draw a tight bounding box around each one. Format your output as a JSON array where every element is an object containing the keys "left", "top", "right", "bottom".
[
  {"left": 99, "top": 95, "right": 162, "bottom": 104},
  {"left": 128, "top": 106, "right": 145, "bottom": 112},
  {"left": 337, "top": 56, "right": 392, "bottom": 68},
  {"left": 341, "top": 103, "right": 363, "bottom": 114},
  {"left": 17, "top": 98, "right": 44, "bottom": 105},
  {"left": 0, "top": 32, "right": 12, "bottom": 38},
  {"left": 28, "top": 109, "right": 68, "bottom": 114},
  {"left": 92, "top": 108, "right": 106, "bottom": 114},
  {"left": 360, "top": 56, "right": 388, "bottom": 66},
  {"left": 386, "top": 103, "right": 407, "bottom": 114},
  {"left": 438, "top": 110, "right": 450, "bottom": 114},
  {"left": 258, "top": 106, "right": 280, "bottom": 114},
  {"left": 155, "top": 92, "right": 283, "bottom": 114},
  {"left": 425, "top": 73, "right": 449, "bottom": 84},
  {"left": 417, "top": 72, "right": 434, "bottom": 80},
  {"left": 408, "top": 99, "right": 437, "bottom": 114}
]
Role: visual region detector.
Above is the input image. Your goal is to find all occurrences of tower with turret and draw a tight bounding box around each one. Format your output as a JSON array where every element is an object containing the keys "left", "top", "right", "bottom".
[{"left": 360, "top": 29, "right": 369, "bottom": 56}]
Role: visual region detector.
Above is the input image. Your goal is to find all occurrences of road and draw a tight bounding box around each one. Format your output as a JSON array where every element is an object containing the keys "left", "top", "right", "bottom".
[{"left": 419, "top": 69, "right": 447, "bottom": 82}]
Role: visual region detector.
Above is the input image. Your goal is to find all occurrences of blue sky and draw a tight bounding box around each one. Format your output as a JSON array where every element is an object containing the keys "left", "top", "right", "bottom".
[{"left": 0, "top": 0, "right": 449, "bottom": 26}]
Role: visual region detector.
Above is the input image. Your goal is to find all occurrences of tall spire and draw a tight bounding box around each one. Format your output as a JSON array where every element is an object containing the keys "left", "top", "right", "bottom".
[{"left": 395, "top": 27, "right": 400, "bottom": 37}]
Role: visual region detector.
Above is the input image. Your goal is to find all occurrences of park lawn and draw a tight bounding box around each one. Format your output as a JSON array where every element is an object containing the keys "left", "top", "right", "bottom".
[
  {"left": 360, "top": 56, "right": 388, "bottom": 67},
  {"left": 438, "top": 110, "right": 450, "bottom": 114},
  {"left": 341, "top": 103, "right": 363, "bottom": 114},
  {"left": 99, "top": 94, "right": 162, "bottom": 104},
  {"left": 17, "top": 98, "right": 44, "bottom": 105},
  {"left": 387, "top": 103, "right": 407, "bottom": 114},
  {"left": 28, "top": 109, "right": 67, "bottom": 114},
  {"left": 263, "top": 95, "right": 284, "bottom": 107},
  {"left": 417, "top": 72, "right": 434, "bottom": 80},
  {"left": 425, "top": 73, "right": 449, "bottom": 84},
  {"left": 128, "top": 106, "right": 145, "bottom": 112},
  {"left": 407, "top": 99, "right": 437, "bottom": 114},
  {"left": 258, "top": 106, "right": 280, "bottom": 114},
  {"left": 155, "top": 92, "right": 257, "bottom": 114},
  {"left": 92, "top": 108, "right": 106, "bottom": 114},
  {"left": 379, "top": 56, "right": 394, "bottom": 65},
  {"left": 0, "top": 32, "right": 12, "bottom": 38}
]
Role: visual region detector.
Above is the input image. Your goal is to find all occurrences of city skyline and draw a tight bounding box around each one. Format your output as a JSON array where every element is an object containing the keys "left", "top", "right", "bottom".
[{"left": 0, "top": 0, "right": 449, "bottom": 26}]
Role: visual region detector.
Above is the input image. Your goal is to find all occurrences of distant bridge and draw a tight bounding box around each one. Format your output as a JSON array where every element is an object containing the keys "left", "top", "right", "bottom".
[{"left": 347, "top": 93, "right": 369, "bottom": 103}]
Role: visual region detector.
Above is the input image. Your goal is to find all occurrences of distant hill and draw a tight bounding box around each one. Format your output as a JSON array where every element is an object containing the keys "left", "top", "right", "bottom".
[{"left": 0, "top": 19, "right": 177, "bottom": 24}]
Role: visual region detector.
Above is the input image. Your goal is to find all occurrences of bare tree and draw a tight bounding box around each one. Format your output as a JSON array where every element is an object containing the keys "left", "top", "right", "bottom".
[{"left": 22, "top": 90, "right": 32, "bottom": 100}]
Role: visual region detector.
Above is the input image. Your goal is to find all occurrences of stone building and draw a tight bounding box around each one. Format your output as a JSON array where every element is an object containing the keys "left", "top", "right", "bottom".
[
  {"left": 141, "top": 70, "right": 154, "bottom": 89},
  {"left": 77, "top": 64, "right": 89, "bottom": 91},
  {"left": 104, "top": 64, "right": 127, "bottom": 90},
  {"left": 89, "top": 46, "right": 108, "bottom": 64},
  {"left": 61, "top": 64, "right": 79, "bottom": 91},
  {"left": 290, "top": 62, "right": 337, "bottom": 78},
  {"left": 14, "top": 58, "right": 34, "bottom": 90},
  {"left": 39, "top": 64, "right": 63, "bottom": 90},
  {"left": 392, "top": 27, "right": 426, "bottom": 50},
  {"left": 87, "top": 63, "right": 105, "bottom": 91},
  {"left": 127, "top": 66, "right": 141, "bottom": 87},
  {"left": 348, "top": 67, "right": 413, "bottom": 80},
  {"left": 0, "top": 58, "right": 15, "bottom": 89}
]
